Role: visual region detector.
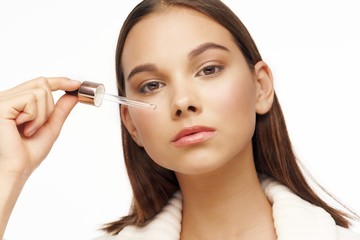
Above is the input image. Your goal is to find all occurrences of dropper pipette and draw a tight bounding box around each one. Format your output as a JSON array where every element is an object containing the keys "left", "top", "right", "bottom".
[
  {"left": 99, "top": 92, "right": 157, "bottom": 110},
  {"left": 66, "top": 81, "right": 156, "bottom": 110}
]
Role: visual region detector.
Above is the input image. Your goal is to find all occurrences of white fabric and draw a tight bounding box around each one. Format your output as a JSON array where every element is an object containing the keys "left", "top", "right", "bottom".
[{"left": 95, "top": 177, "right": 360, "bottom": 240}]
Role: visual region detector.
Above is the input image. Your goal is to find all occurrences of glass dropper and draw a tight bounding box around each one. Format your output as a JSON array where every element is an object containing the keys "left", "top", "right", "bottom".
[{"left": 66, "top": 81, "right": 156, "bottom": 110}]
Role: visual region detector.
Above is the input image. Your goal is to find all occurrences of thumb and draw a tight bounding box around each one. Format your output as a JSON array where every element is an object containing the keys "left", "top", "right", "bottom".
[
  {"left": 45, "top": 94, "right": 78, "bottom": 140},
  {"left": 30, "top": 93, "right": 78, "bottom": 147}
]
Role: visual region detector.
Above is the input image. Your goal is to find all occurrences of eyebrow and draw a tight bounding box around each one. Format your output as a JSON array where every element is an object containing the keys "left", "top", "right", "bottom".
[
  {"left": 126, "top": 42, "right": 230, "bottom": 81},
  {"left": 127, "top": 63, "right": 158, "bottom": 82},
  {"left": 188, "top": 42, "right": 230, "bottom": 59}
]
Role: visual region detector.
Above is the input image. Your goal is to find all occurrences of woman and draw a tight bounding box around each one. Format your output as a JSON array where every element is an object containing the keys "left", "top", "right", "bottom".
[
  {"left": 100, "top": 0, "right": 360, "bottom": 239},
  {"left": 0, "top": 0, "right": 359, "bottom": 239}
]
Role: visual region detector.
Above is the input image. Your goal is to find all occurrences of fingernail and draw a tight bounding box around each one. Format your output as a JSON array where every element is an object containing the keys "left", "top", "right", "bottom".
[{"left": 71, "top": 79, "right": 81, "bottom": 84}]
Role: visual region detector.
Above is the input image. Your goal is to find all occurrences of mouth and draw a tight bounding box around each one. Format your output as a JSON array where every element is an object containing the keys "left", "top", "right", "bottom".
[{"left": 171, "top": 126, "right": 216, "bottom": 147}]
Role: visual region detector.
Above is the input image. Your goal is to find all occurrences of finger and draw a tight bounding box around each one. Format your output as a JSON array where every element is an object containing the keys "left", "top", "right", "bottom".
[
  {"left": 22, "top": 88, "right": 51, "bottom": 137},
  {"left": 18, "top": 93, "right": 78, "bottom": 167},
  {"left": 0, "top": 77, "right": 81, "bottom": 98},
  {"left": 0, "top": 88, "right": 51, "bottom": 127},
  {"left": 46, "top": 77, "right": 81, "bottom": 92},
  {"left": 1, "top": 78, "right": 79, "bottom": 129},
  {"left": 0, "top": 93, "right": 38, "bottom": 124},
  {"left": 45, "top": 86, "right": 55, "bottom": 120},
  {"left": 40, "top": 93, "right": 78, "bottom": 141}
]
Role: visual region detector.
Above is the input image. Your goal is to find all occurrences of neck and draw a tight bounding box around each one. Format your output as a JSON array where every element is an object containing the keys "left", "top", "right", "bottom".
[{"left": 176, "top": 146, "right": 277, "bottom": 240}]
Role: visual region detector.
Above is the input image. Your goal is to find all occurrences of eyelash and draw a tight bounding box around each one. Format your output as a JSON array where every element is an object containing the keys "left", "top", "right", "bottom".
[
  {"left": 139, "top": 81, "right": 165, "bottom": 93},
  {"left": 196, "top": 65, "right": 224, "bottom": 77},
  {"left": 138, "top": 65, "right": 224, "bottom": 93}
]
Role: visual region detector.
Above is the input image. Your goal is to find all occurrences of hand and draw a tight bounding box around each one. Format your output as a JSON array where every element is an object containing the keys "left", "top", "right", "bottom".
[
  {"left": 0, "top": 77, "right": 81, "bottom": 238},
  {"left": 0, "top": 77, "right": 81, "bottom": 179}
]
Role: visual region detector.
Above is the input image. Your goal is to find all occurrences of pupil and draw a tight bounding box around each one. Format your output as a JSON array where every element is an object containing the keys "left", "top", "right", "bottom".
[
  {"left": 204, "top": 66, "right": 215, "bottom": 75},
  {"left": 148, "top": 82, "right": 158, "bottom": 90}
]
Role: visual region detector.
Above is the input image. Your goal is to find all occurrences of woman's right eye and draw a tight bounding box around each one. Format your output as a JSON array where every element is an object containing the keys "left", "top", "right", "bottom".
[{"left": 139, "top": 81, "right": 165, "bottom": 93}]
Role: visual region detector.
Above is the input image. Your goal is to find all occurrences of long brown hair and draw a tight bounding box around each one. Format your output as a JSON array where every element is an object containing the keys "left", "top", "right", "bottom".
[{"left": 103, "top": 0, "right": 354, "bottom": 234}]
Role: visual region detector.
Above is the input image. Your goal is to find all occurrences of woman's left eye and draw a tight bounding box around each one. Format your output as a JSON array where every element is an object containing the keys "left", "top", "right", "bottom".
[{"left": 196, "top": 65, "right": 223, "bottom": 77}]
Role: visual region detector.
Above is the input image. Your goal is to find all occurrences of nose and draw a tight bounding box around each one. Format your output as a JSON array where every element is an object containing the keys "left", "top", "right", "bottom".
[{"left": 171, "top": 87, "right": 202, "bottom": 119}]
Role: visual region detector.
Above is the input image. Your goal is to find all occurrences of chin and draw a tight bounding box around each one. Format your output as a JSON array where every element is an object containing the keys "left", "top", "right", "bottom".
[{"left": 173, "top": 159, "right": 227, "bottom": 176}]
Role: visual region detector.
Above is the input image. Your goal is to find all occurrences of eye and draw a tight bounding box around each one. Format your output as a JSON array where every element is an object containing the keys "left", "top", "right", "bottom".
[
  {"left": 196, "top": 65, "right": 223, "bottom": 77},
  {"left": 139, "top": 81, "right": 165, "bottom": 93}
]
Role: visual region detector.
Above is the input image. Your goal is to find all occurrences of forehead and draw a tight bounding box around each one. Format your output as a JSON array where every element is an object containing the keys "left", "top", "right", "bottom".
[{"left": 121, "top": 7, "right": 237, "bottom": 69}]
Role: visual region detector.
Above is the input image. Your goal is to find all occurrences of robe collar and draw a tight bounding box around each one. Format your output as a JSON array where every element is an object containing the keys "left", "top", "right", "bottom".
[{"left": 99, "top": 177, "right": 338, "bottom": 240}]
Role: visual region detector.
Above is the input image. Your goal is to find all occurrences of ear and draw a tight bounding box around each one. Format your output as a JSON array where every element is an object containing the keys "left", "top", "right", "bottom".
[
  {"left": 254, "top": 61, "right": 274, "bottom": 115},
  {"left": 120, "top": 105, "right": 143, "bottom": 146}
]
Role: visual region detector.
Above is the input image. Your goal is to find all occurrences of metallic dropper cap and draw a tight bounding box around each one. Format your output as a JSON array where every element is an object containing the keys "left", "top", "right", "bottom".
[{"left": 77, "top": 81, "right": 105, "bottom": 107}]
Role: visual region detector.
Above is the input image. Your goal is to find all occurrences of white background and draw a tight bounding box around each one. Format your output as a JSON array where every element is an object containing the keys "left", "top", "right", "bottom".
[{"left": 1, "top": 0, "right": 359, "bottom": 239}]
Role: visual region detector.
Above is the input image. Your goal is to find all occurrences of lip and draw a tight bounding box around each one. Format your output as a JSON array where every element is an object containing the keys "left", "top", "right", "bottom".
[{"left": 171, "top": 126, "right": 216, "bottom": 147}]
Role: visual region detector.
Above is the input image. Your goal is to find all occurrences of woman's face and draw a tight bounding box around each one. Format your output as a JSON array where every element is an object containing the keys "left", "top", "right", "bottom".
[{"left": 121, "top": 7, "right": 273, "bottom": 175}]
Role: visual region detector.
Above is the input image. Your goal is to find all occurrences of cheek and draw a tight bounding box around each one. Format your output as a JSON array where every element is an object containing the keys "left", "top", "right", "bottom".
[
  {"left": 130, "top": 109, "right": 169, "bottom": 155},
  {"left": 206, "top": 74, "right": 258, "bottom": 142},
  {"left": 131, "top": 110, "right": 162, "bottom": 141},
  {"left": 130, "top": 109, "right": 174, "bottom": 169},
  {"left": 206, "top": 75, "right": 257, "bottom": 118}
]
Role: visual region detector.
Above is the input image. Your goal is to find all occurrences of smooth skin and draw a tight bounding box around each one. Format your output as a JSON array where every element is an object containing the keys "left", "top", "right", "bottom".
[
  {"left": 0, "top": 77, "right": 80, "bottom": 239},
  {"left": 120, "top": 7, "right": 276, "bottom": 240}
]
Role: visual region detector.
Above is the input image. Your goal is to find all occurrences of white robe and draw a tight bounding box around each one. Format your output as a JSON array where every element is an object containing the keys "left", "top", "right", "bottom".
[{"left": 95, "top": 177, "right": 360, "bottom": 240}]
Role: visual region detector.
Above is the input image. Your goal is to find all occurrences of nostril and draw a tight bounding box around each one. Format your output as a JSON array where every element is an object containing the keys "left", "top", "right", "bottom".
[
  {"left": 174, "top": 105, "right": 197, "bottom": 118},
  {"left": 188, "top": 106, "right": 196, "bottom": 112}
]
